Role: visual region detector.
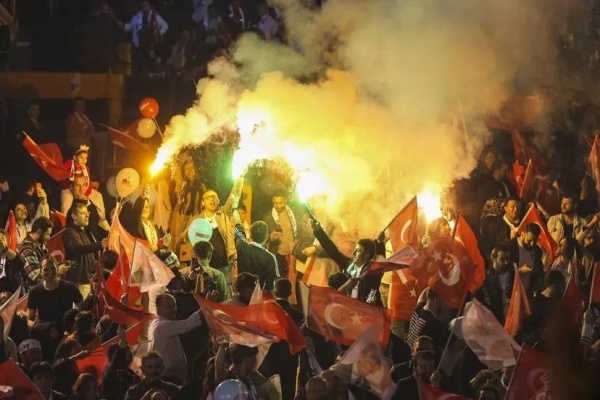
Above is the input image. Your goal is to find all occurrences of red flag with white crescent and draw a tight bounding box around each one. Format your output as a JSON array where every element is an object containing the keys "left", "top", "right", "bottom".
[
  {"left": 517, "top": 205, "right": 558, "bottom": 267},
  {"left": 0, "top": 359, "right": 45, "bottom": 400},
  {"left": 387, "top": 197, "right": 419, "bottom": 253},
  {"left": 22, "top": 133, "right": 70, "bottom": 181},
  {"left": 388, "top": 268, "right": 422, "bottom": 321},
  {"left": 196, "top": 295, "right": 306, "bottom": 354},
  {"left": 307, "top": 285, "right": 391, "bottom": 348},
  {"left": 46, "top": 229, "right": 66, "bottom": 264},
  {"left": 411, "top": 239, "right": 474, "bottom": 308},
  {"left": 454, "top": 214, "right": 485, "bottom": 293}
]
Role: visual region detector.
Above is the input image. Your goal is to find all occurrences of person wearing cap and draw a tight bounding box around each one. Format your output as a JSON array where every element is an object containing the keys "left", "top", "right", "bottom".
[{"left": 60, "top": 145, "right": 110, "bottom": 232}]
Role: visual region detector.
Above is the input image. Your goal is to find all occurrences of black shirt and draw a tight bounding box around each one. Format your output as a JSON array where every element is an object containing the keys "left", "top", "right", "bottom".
[
  {"left": 209, "top": 227, "right": 228, "bottom": 269},
  {"left": 28, "top": 280, "right": 83, "bottom": 325}
]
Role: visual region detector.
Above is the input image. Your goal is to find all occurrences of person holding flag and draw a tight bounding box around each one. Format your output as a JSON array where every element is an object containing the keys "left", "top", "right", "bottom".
[
  {"left": 308, "top": 217, "right": 386, "bottom": 305},
  {"left": 0, "top": 229, "right": 23, "bottom": 293}
]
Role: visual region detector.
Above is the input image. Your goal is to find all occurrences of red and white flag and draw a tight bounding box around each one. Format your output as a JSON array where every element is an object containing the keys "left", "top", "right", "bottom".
[
  {"left": 22, "top": 133, "right": 70, "bottom": 182},
  {"left": 307, "top": 285, "right": 391, "bottom": 348},
  {"left": 50, "top": 210, "right": 67, "bottom": 231},
  {"left": 454, "top": 214, "right": 485, "bottom": 292},
  {"left": 419, "top": 381, "right": 468, "bottom": 400},
  {"left": 4, "top": 211, "right": 16, "bottom": 251},
  {"left": 0, "top": 287, "right": 20, "bottom": 339},
  {"left": 504, "top": 270, "right": 531, "bottom": 337},
  {"left": 107, "top": 121, "right": 145, "bottom": 150},
  {"left": 101, "top": 321, "right": 146, "bottom": 352},
  {"left": 106, "top": 243, "right": 141, "bottom": 306},
  {"left": 330, "top": 325, "right": 396, "bottom": 399},
  {"left": 519, "top": 159, "right": 535, "bottom": 201},
  {"left": 505, "top": 345, "right": 554, "bottom": 400},
  {"left": 196, "top": 296, "right": 306, "bottom": 354},
  {"left": 511, "top": 130, "right": 548, "bottom": 169},
  {"left": 517, "top": 204, "right": 558, "bottom": 266},
  {"left": 387, "top": 197, "right": 419, "bottom": 253},
  {"left": 364, "top": 245, "right": 416, "bottom": 277},
  {"left": 411, "top": 239, "right": 475, "bottom": 308},
  {"left": 0, "top": 359, "right": 44, "bottom": 400},
  {"left": 388, "top": 268, "right": 422, "bottom": 321},
  {"left": 46, "top": 229, "right": 66, "bottom": 264}
]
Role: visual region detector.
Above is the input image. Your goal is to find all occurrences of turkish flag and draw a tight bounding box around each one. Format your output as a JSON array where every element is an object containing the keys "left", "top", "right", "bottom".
[
  {"left": 108, "top": 215, "right": 150, "bottom": 265},
  {"left": 411, "top": 239, "right": 475, "bottom": 308},
  {"left": 22, "top": 133, "right": 70, "bottom": 181},
  {"left": 16, "top": 293, "right": 28, "bottom": 313},
  {"left": 39, "top": 143, "right": 64, "bottom": 165},
  {"left": 511, "top": 130, "right": 548, "bottom": 170},
  {"left": 46, "top": 229, "right": 66, "bottom": 264},
  {"left": 388, "top": 269, "right": 422, "bottom": 321},
  {"left": 563, "top": 274, "right": 584, "bottom": 327},
  {"left": 196, "top": 295, "right": 306, "bottom": 355},
  {"left": 307, "top": 285, "right": 391, "bottom": 348},
  {"left": 4, "top": 211, "right": 16, "bottom": 251},
  {"left": 590, "top": 136, "right": 600, "bottom": 193},
  {"left": 455, "top": 214, "right": 485, "bottom": 292},
  {"left": 50, "top": 210, "right": 67, "bottom": 231},
  {"left": 505, "top": 345, "right": 553, "bottom": 400},
  {"left": 590, "top": 262, "right": 600, "bottom": 304},
  {"left": 101, "top": 321, "right": 146, "bottom": 353},
  {"left": 108, "top": 124, "right": 144, "bottom": 150},
  {"left": 0, "top": 359, "right": 45, "bottom": 400},
  {"left": 504, "top": 270, "right": 531, "bottom": 337},
  {"left": 106, "top": 244, "right": 141, "bottom": 306},
  {"left": 100, "top": 286, "right": 154, "bottom": 326},
  {"left": 387, "top": 197, "right": 419, "bottom": 253},
  {"left": 517, "top": 205, "right": 558, "bottom": 266},
  {"left": 533, "top": 176, "right": 561, "bottom": 217},
  {"left": 419, "top": 381, "right": 468, "bottom": 400},
  {"left": 76, "top": 346, "right": 109, "bottom": 384},
  {"left": 512, "top": 160, "right": 526, "bottom": 194}
]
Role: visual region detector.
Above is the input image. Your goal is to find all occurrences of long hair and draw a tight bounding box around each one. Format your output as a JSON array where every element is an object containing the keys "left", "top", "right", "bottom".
[{"left": 179, "top": 161, "right": 206, "bottom": 216}]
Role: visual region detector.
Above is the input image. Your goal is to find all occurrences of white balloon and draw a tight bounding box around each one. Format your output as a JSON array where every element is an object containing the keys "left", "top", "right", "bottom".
[
  {"left": 187, "top": 218, "right": 213, "bottom": 244},
  {"left": 106, "top": 175, "right": 118, "bottom": 198},
  {"left": 137, "top": 118, "right": 156, "bottom": 139},
  {"left": 115, "top": 167, "right": 140, "bottom": 198}
]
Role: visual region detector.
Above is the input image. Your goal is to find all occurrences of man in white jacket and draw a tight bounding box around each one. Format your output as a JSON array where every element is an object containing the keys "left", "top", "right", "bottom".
[{"left": 547, "top": 194, "right": 585, "bottom": 243}]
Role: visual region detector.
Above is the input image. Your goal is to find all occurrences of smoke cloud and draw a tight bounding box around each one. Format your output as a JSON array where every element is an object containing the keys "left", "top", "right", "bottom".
[{"left": 155, "top": 0, "right": 580, "bottom": 237}]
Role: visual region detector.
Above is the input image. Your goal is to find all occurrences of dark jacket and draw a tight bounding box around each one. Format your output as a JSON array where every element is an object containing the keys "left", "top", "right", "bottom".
[
  {"left": 63, "top": 226, "right": 102, "bottom": 283},
  {"left": 233, "top": 224, "right": 279, "bottom": 290},
  {"left": 480, "top": 215, "right": 513, "bottom": 258},
  {"left": 312, "top": 225, "right": 385, "bottom": 306},
  {"left": 0, "top": 253, "right": 24, "bottom": 293},
  {"left": 506, "top": 238, "right": 544, "bottom": 297},
  {"left": 475, "top": 268, "right": 514, "bottom": 325},
  {"left": 102, "top": 345, "right": 141, "bottom": 400}
]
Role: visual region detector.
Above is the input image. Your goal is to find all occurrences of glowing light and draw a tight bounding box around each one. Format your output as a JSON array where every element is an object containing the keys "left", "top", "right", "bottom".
[
  {"left": 150, "top": 144, "right": 176, "bottom": 176},
  {"left": 417, "top": 189, "right": 442, "bottom": 222}
]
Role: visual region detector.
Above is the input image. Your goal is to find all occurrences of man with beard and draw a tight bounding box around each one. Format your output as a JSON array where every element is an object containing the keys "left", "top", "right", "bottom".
[
  {"left": 547, "top": 194, "right": 585, "bottom": 244},
  {"left": 263, "top": 190, "right": 298, "bottom": 278},
  {"left": 19, "top": 217, "right": 61, "bottom": 292},
  {"left": 506, "top": 223, "right": 544, "bottom": 298},
  {"left": 393, "top": 351, "right": 437, "bottom": 399},
  {"left": 481, "top": 196, "right": 521, "bottom": 258}
]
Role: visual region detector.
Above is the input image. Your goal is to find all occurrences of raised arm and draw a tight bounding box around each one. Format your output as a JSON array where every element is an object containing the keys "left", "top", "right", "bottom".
[{"left": 311, "top": 221, "right": 351, "bottom": 270}]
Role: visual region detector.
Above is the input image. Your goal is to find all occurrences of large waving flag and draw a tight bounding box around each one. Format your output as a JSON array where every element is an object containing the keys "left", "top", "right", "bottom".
[
  {"left": 330, "top": 325, "right": 396, "bottom": 399},
  {"left": 563, "top": 274, "right": 584, "bottom": 327},
  {"left": 0, "top": 359, "right": 44, "bottom": 400},
  {"left": 76, "top": 346, "right": 109, "bottom": 384},
  {"left": 0, "top": 287, "right": 20, "bottom": 339},
  {"left": 106, "top": 243, "right": 141, "bottom": 305},
  {"left": 456, "top": 299, "right": 520, "bottom": 370},
  {"left": 411, "top": 239, "right": 475, "bottom": 308},
  {"left": 22, "top": 133, "right": 70, "bottom": 181},
  {"left": 505, "top": 345, "right": 554, "bottom": 400},
  {"left": 107, "top": 121, "right": 145, "bottom": 150},
  {"left": 454, "top": 214, "right": 485, "bottom": 292},
  {"left": 504, "top": 270, "right": 531, "bottom": 337},
  {"left": 307, "top": 285, "right": 391, "bottom": 348},
  {"left": 388, "top": 268, "right": 422, "bottom": 321},
  {"left": 196, "top": 296, "right": 306, "bottom": 354},
  {"left": 387, "top": 197, "right": 419, "bottom": 253}
]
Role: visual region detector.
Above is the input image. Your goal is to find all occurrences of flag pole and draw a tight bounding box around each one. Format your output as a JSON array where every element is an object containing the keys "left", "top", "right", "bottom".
[
  {"left": 435, "top": 289, "right": 469, "bottom": 375},
  {"left": 504, "top": 345, "right": 524, "bottom": 397},
  {"left": 589, "top": 262, "right": 597, "bottom": 310}
]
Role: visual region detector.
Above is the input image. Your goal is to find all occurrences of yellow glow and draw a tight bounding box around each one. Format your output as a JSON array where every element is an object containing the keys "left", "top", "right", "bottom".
[
  {"left": 150, "top": 143, "right": 176, "bottom": 176},
  {"left": 417, "top": 189, "right": 442, "bottom": 222}
]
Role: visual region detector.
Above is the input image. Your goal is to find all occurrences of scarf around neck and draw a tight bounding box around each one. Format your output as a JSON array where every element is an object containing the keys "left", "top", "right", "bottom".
[{"left": 272, "top": 205, "right": 297, "bottom": 239}]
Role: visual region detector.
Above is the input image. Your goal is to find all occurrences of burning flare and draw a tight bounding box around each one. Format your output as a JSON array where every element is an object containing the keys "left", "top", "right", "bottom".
[{"left": 417, "top": 189, "right": 442, "bottom": 223}]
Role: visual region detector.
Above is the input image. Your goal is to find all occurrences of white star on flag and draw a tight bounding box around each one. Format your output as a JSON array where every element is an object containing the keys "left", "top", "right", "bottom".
[
  {"left": 351, "top": 314, "right": 362, "bottom": 325},
  {"left": 432, "top": 251, "right": 442, "bottom": 262}
]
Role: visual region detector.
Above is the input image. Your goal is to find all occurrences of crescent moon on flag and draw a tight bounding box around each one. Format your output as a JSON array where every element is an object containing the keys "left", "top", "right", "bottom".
[
  {"left": 400, "top": 219, "right": 413, "bottom": 244},
  {"left": 51, "top": 250, "right": 64, "bottom": 263},
  {"left": 438, "top": 253, "right": 461, "bottom": 286},
  {"left": 323, "top": 303, "right": 352, "bottom": 330}
]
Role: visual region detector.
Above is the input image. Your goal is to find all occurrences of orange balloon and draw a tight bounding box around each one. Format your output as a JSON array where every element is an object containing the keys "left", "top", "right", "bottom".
[{"left": 139, "top": 97, "right": 159, "bottom": 118}]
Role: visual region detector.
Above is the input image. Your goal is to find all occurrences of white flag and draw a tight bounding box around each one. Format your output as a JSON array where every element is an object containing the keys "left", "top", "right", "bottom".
[
  {"left": 330, "top": 325, "right": 397, "bottom": 400},
  {"left": 456, "top": 299, "right": 520, "bottom": 370},
  {"left": 131, "top": 244, "right": 175, "bottom": 292},
  {"left": 0, "top": 287, "right": 21, "bottom": 339}
]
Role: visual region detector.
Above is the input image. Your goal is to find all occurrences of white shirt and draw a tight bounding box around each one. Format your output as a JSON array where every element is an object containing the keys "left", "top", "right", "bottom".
[
  {"left": 124, "top": 11, "right": 169, "bottom": 48},
  {"left": 149, "top": 312, "right": 202, "bottom": 381}
]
